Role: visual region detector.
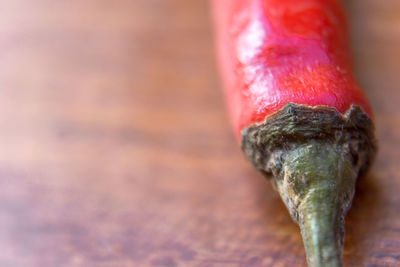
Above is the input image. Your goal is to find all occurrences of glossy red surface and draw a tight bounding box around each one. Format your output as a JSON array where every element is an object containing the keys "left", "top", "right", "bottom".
[{"left": 212, "top": 0, "right": 373, "bottom": 139}]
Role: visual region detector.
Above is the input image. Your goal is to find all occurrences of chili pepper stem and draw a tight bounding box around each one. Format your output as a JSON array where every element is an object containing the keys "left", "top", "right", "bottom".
[
  {"left": 299, "top": 186, "right": 344, "bottom": 267},
  {"left": 241, "top": 104, "right": 376, "bottom": 266},
  {"left": 276, "top": 141, "right": 357, "bottom": 267}
]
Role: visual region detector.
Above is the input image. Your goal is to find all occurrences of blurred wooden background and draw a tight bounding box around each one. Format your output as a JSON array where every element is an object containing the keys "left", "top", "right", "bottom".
[{"left": 0, "top": 0, "right": 399, "bottom": 266}]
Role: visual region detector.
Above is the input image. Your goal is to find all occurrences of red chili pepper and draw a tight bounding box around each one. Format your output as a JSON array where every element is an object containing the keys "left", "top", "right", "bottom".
[
  {"left": 213, "top": 0, "right": 373, "bottom": 139},
  {"left": 212, "top": 1, "right": 377, "bottom": 266}
]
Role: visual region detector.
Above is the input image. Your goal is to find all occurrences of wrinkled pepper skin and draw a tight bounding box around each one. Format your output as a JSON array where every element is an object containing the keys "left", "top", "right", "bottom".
[{"left": 212, "top": 0, "right": 373, "bottom": 138}]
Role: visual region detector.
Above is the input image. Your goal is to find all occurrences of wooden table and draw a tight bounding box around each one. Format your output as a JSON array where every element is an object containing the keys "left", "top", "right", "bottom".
[{"left": 0, "top": 1, "right": 399, "bottom": 266}]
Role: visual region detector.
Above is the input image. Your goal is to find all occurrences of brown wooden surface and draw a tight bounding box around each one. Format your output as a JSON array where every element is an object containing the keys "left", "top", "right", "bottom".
[{"left": 0, "top": 1, "right": 399, "bottom": 266}]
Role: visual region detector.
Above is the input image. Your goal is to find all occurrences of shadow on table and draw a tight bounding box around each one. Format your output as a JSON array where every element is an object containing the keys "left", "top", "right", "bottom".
[{"left": 345, "top": 171, "right": 383, "bottom": 265}]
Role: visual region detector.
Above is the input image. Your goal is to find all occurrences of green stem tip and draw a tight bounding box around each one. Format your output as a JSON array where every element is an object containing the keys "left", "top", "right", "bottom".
[{"left": 276, "top": 141, "right": 357, "bottom": 267}]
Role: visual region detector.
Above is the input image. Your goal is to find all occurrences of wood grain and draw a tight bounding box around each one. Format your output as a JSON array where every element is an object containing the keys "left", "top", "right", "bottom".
[{"left": 0, "top": 0, "right": 398, "bottom": 266}]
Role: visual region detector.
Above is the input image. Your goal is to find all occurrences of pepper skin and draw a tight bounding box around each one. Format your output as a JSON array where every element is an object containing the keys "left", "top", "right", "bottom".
[
  {"left": 212, "top": 0, "right": 372, "bottom": 139},
  {"left": 212, "top": 1, "right": 377, "bottom": 267}
]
